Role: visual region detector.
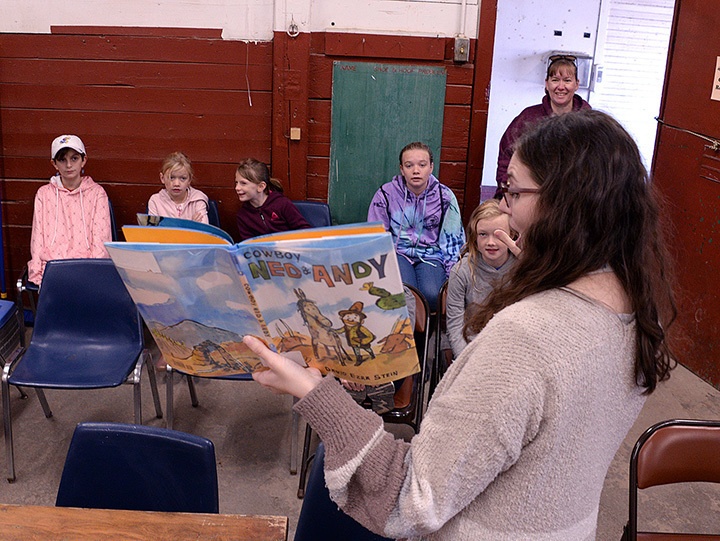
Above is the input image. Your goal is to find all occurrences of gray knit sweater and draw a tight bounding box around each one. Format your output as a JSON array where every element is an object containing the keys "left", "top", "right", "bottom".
[
  {"left": 295, "top": 287, "right": 645, "bottom": 540},
  {"left": 446, "top": 253, "right": 515, "bottom": 357}
]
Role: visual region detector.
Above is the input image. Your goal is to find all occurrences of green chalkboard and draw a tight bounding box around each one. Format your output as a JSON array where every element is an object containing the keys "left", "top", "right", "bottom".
[{"left": 328, "top": 61, "right": 447, "bottom": 224}]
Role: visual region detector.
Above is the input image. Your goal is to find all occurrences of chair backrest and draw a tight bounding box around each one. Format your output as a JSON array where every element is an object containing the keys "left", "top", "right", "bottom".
[
  {"left": 108, "top": 198, "right": 119, "bottom": 242},
  {"left": 294, "top": 442, "right": 391, "bottom": 541},
  {"left": 292, "top": 200, "right": 332, "bottom": 228},
  {"left": 625, "top": 419, "right": 720, "bottom": 540},
  {"left": 382, "top": 284, "right": 430, "bottom": 432},
  {"left": 207, "top": 199, "right": 221, "bottom": 228},
  {"left": 56, "top": 422, "right": 219, "bottom": 513},
  {"left": 32, "top": 259, "right": 142, "bottom": 354}
]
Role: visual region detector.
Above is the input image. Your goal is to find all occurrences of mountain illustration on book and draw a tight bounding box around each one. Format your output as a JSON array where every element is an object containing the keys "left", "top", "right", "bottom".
[{"left": 151, "top": 319, "right": 261, "bottom": 375}]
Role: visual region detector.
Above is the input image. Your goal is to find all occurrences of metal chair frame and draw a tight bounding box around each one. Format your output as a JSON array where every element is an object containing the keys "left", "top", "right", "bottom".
[{"left": 622, "top": 418, "right": 720, "bottom": 540}]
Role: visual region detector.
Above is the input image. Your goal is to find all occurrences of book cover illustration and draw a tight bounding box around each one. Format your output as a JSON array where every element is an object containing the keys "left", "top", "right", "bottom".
[{"left": 106, "top": 225, "right": 419, "bottom": 384}]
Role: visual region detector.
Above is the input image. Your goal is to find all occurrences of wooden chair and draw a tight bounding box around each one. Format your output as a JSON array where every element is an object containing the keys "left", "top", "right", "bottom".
[{"left": 621, "top": 418, "right": 720, "bottom": 540}]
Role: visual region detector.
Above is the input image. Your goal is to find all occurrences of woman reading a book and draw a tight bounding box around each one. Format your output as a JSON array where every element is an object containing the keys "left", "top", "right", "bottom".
[
  {"left": 234, "top": 158, "right": 310, "bottom": 240},
  {"left": 245, "top": 110, "right": 677, "bottom": 540}
]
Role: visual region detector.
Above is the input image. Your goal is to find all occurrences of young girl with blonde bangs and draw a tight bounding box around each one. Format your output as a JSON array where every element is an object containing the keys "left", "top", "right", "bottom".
[
  {"left": 446, "top": 199, "right": 516, "bottom": 357},
  {"left": 148, "top": 151, "right": 209, "bottom": 223}
]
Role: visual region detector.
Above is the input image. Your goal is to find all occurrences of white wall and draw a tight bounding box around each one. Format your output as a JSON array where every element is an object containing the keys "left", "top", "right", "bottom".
[
  {"left": 481, "top": 0, "right": 600, "bottom": 188},
  {"left": 0, "top": 0, "right": 479, "bottom": 40}
]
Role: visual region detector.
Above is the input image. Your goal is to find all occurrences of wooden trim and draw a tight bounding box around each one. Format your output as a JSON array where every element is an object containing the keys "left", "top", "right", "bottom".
[
  {"left": 464, "top": 0, "right": 498, "bottom": 221},
  {"left": 50, "top": 26, "right": 223, "bottom": 38},
  {"left": 324, "top": 32, "right": 446, "bottom": 61},
  {"left": 272, "top": 32, "right": 311, "bottom": 200}
]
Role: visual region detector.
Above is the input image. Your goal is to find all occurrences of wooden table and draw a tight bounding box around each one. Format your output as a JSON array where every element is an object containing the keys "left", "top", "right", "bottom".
[{"left": 0, "top": 503, "right": 288, "bottom": 540}]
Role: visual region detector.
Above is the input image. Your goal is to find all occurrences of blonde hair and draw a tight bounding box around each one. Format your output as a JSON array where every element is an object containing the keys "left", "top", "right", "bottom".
[
  {"left": 160, "top": 151, "right": 194, "bottom": 181},
  {"left": 461, "top": 199, "right": 514, "bottom": 287},
  {"left": 236, "top": 158, "right": 284, "bottom": 194}
]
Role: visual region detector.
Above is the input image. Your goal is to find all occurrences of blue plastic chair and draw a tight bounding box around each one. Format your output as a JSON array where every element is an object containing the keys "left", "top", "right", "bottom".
[
  {"left": 56, "top": 422, "right": 218, "bottom": 513},
  {"left": 207, "top": 199, "right": 221, "bottom": 228},
  {"left": 294, "top": 443, "right": 392, "bottom": 541},
  {"left": 292, "top": 200, "right": 332, "bottom": 227},
  {"left": 1, "top": 259, "right": 163, "bottom": 482}
]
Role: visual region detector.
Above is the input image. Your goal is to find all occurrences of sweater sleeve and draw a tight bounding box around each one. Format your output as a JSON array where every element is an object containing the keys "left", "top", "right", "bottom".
[
  {"left": 89, "top": 187, "right": 111, "bottom": 258},
  {"left": 446, "top": 260, "right": 469, "bottom": 357},
  {"left": 27, "top": 190, "right": 46, "bottom": 285},
  {"left": 438, "top": 189, "right": 465, "bottom": 276},
  {"left": 367, "top": 188, "right": 391, "bottom": 230},
  {"left": 295, "top": 314, "right": 546, "bottom": 539}
]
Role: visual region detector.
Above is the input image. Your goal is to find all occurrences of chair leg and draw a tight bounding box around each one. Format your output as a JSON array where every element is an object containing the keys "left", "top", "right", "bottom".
[
  {"left": 144, "top": 351, "right": 163, "bottom": 419},
  {"left": 133, "top": 372, "right": 143, "bottom": 425},
  {"left": 35, "top": 388, "right": 52, "bottom": 418},
  {"left": 166, "top": 366, "right": 174, "bottom": 430},
  {"left": 2, "top": 372, "right": 16, "bottom": 482},
  {"left": 187, "top": 376, "right": 199, "bottom": 407},
  {"left": 297, "top": 423, "right": 315, "bottom": 499}
]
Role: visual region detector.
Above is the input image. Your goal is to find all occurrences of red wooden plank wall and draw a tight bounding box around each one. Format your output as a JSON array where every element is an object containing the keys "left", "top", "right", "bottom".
[
  {"left": 0, "top": 28, "right": 489, "bottom": 298},
  {"left": 0, "top": 29, "right": 274, "bottom": 290},
  {"left": 652, "top": 0, "right": 720, "bottom": 387}
]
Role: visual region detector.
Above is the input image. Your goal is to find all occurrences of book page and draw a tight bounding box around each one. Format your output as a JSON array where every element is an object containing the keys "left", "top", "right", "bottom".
[
  {"left": 237, "top": 232, "right": 420, "bottom": 384},
  {"left": 107, "top": 243, "right": 271, "bottom": 376}
]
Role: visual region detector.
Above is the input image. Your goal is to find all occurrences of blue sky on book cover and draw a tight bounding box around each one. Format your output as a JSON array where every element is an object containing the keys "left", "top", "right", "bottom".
[{"left": 106, "top": 231, "right": 419, "bottom": 382}]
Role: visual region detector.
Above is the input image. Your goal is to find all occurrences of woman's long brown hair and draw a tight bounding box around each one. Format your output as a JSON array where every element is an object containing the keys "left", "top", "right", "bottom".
[{"left": 466, "top": 110, "right": 676, "bottom": 393}]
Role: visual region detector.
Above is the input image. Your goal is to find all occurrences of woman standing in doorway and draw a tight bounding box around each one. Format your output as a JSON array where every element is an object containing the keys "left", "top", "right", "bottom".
[{"left": 495, "top": 55, "right": 591, "bottom": 195}]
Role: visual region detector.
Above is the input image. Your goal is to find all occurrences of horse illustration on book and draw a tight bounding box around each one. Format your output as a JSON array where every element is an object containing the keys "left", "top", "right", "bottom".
[{"left": 294, "top": 288, "right": 351, "bottom": 365}]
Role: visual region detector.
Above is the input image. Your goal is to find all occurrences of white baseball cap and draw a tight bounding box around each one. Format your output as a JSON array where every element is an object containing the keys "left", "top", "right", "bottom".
[{"left": 51, "top": 135, "right": 86, "bottom": 159}]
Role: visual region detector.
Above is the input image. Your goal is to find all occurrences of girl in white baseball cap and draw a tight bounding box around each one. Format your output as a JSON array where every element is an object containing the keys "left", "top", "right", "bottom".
[{"left": 27, "top": 135, "right": 112, "bottom": 285}]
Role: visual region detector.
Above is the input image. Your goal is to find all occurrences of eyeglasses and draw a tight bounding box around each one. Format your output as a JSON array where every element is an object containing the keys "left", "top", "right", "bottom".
[
  {"left": 548, "top": 54, "right": 577, "bottom": 65},
  {"left": 500, "top": 183, "right": 540, "bottom": 207}
]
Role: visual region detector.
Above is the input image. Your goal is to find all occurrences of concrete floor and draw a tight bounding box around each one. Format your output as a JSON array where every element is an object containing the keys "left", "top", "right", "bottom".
[{"left": 2, "top": 346, "right": 719, "bottom": 539}]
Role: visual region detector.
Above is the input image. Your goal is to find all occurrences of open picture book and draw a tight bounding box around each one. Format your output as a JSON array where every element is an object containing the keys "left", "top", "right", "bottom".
[{"left": 107, "top": 218, "right": 419, "bottom": 384}]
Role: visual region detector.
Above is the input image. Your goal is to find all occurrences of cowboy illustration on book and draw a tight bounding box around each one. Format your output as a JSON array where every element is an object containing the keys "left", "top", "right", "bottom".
[{"left": 337, "top": 301, "right": 376, "bottom": 366}]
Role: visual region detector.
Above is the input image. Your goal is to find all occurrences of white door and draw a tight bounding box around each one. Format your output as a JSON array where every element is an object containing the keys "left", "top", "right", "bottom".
[{"left": 590, "top": 0, "right": 676, "bottom": 170}]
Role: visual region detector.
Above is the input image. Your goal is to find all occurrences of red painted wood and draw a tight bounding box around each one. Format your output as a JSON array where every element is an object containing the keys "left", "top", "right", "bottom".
[
  {"left": 653, "top": 0, "right": 720, "bottom": 387},
  {"left": 0, "top": 84, "right": 271, "bottom": 116},
  {"left": 324, "top": 33, "right": 446, "bottom": 61},
  {"left": 464, "top": 0, "right": 498, "bottom": 221},
  {"left": 51, "top": 26, "right": 223, "bottom": 38},
  {"left": 272, "top": 32, "right": 311, "bottom": 201},
  {"left": 0, "top": 34, "right": 270, "bottom": 63},
  {"left": 0, "top": 26, "right": 489, "bottom": 289},
  {"left": 0, "top": 58, "right": 272, "bottom": 90}
]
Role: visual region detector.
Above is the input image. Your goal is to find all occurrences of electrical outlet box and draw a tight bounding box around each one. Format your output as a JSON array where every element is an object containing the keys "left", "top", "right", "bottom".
[{"left": 453, "top": 37, "right": 470, "bottom": 63}]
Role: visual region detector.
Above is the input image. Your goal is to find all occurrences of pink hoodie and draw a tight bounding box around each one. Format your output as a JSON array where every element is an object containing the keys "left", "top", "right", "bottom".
[{"left": 28, "top": 175, "right": 112, "bottom": 285}]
